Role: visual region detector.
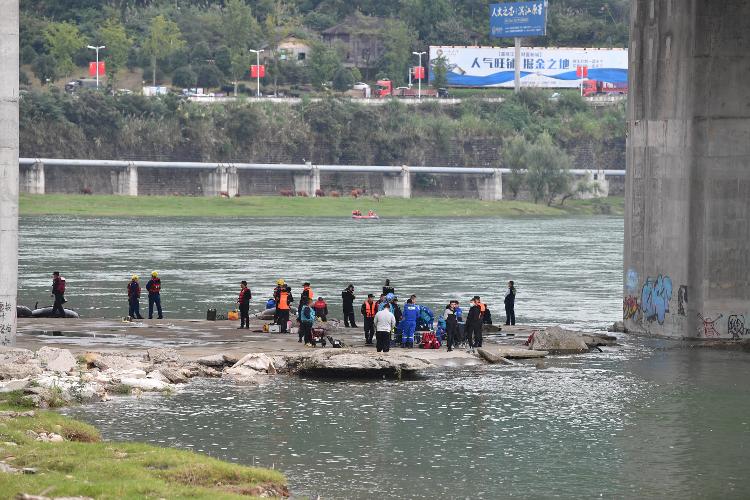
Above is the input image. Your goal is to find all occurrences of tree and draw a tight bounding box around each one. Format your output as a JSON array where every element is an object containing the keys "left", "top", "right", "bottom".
[
  {"left": 98, "top": 18, "right": 131, "bottom": 91},
  {"left": 431, "top": 55, "right": 448, "bottom": 89},
  {"left": 32, "top": 54, "right": 58, "bottom": 84},
  {"left": 332, "top": 66, "right": 354, "bottom": 91},
  {"left": 380, "top": 19, "right": 415, "bottom": 86},
  {"left": 263, "top": 1, "right": 302, "bottom": 94},
  {"left": 524, "top": 133, "right": 573, "bottom": 205},
  {"left": 308, "top": 42, "right": 341, "bottom": 88},
  {"left": 143, "top": 15, "right": 185, "bottom": 86},
  {"left": 172, "top": 65, "right": 197, "bottom": 88},
  {"left": 223, "top": 0, "right": 262, "bottom": 96},
  {"left": 502, "top": 134, "right": 529, "bottom": 199},
  {"left": 44, "top": 22, "right": 85, "bottom": 77}
]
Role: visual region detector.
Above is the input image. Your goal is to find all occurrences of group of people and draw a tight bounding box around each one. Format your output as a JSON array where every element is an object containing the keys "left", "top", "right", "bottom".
[{"left": 126, "top": 272, "right": 163, "bottom": 320}]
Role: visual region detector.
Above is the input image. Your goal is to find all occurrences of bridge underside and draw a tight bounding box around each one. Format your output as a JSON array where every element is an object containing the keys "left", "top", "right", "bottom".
[{"left": 625, "top": 0, "right": 750, "bottom": 339}]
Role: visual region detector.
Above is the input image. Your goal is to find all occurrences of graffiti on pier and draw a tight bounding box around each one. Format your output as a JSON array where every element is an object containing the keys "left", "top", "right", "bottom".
[
  {"left": 0, "top": 301, "right": 13, "bottom": 345},
  {"left": 626, "top": 268, "right": 639, "bottom": 293},
  {"left": 698, "top": 313, "right": 723, "bottom": 338},
  {"left": 677, "top": 285, "right": 688, "bottom": 316},
  {"left": 727, "top": 315, "right": 750, "bottom": 340},
  {"left": 623, "top": 296, "right": 639, "bottom": 320},
  {"left": 641, "top": 275, "right": 673, "bottom": 324}
]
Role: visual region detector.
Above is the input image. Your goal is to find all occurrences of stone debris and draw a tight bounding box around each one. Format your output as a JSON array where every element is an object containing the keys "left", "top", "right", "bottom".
[
  {"left": 295, "top": 350, "right": 432, "bottom": 378},
  {"left": 0, "top": 379, "right": 32, "bottom": 393},
  {"left": 0, "top": 462, "right": 18, "bottom": 473},
  {"left": 196, "top": 354, "right": 229, "bottom": 367},
  {"left": 37, "top": 347, "right": 78, "bottom": 374},
  {"left": 0, "top": 411, "right": 35, "bottom": 419},
  {"left": 496, "top": 347, "right": 548, "bottom": 359},
  {"left": 528, "top": 326, "right": 590, "bottom": 354},
  {"left": 26, "top": 430, "right": 64, "bottom": 443},
  {"left": 146, "top": 348, "right": 181, "bottom": 364},
  {"left": 476, "top": 348, "right": 514, "bottom": 365}
]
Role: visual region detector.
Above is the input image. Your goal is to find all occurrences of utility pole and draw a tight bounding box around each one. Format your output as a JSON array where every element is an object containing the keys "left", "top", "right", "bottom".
[
  {"left": 87, "top": 45, "right": 106, "bottom": 89},
  {"left": 0, "top": 1, "right": 19, "bottom": 346},
  {"left": 412, "top": 51, "right": 426, "bottom": 101},
  {"left": 514, "top": 38, "right": 521, "bottom": 93},
  {"left": 249, "top": 49, "right": 264, "bottom": 98}
]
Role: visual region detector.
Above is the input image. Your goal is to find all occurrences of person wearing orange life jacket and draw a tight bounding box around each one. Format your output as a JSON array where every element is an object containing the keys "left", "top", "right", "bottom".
[
  {"left": 237, "top": 281, "right": 252, "bottom": 329},
  {"left": 360, "top": 294, "right": 378, "bottom": 345},
  {"left": 146, "top": 271, "right": 163, "bottom": 319},
  {"left": 313, "top": 297, "right": 328, "bottom": 321},
  {"left": 127, "top": 275, "right": 144, "bottom": 320},
  {"left": 51, "top": 271, "right": 67, "bottom": 318},
  {"left": 274, "top": 280, "right": 293, "bottom": 334},
  {"left": 299, "top": 282, "right": 314, "bottom": 309},
  {"left": 465, "top": 296, "right": 485, "bottom": 349}
]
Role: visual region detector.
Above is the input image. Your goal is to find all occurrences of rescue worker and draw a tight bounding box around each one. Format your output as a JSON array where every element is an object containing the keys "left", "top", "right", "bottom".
[
  {"left": 341, "top": 284, "right": 357, "bottom": 328},
  {"left": 272, "top": 279, "right": 285, "bottom": 324},
  {"left": 146, "top": 271, "right": 163, "bottom": 319},
  {"left": 390, "top": 297, "right": 403, "bottom": 323},
  {"left": 127, "top": 275, "right": 143, "bottom": 320},
  {"left": 374, "top": 302, "right": 396, "bottom": 353},
  {"left": 444, "top": 301, "right": 459, "bottom": 352},
  {"left": 237, "top": 281, "right": 252, "bottom": 329},
  {"left": 51, "top": 271, "right": 67, "bottom": 318},
  {"left": 299, "top": 282, "right": 314, "bottom": 309},
  {"left": 299, "top": 297, "right": 316, "bottom": 346},
  {"left": 312, "top": 296, "right": 328, "bottom": 321},
  {"left": 361, "top": 294, "right": 378, "bottom": 345},
  {"left": 505, "top": 281, "right": 516, "bottom": 326},
  {"left": 402, "top": 298, "right": 419, "bottom": 348},
  {"left": 382, "top": 279, "right": 395, "bottom": 296},
  {"left": 465, "top": 296, "right": 484, "bottom": 349},
  {"left": 274, "top": 282, "right": 293, "bottom": 333}
]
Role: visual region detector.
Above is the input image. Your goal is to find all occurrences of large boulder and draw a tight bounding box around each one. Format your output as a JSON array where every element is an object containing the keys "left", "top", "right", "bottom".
[
  {"left": 476, "top": 348, "right": 513, "bottom": 365},
  {"left": 119, "top": 377, "right": 170, "bottom": 392},
  {"left": 233, "top": 353, "right": 275, "bottom": 372},
  {"left": 196, "top": 354, "right": 229, "bottom": 367},
  {"left": 529, "top": 326, "right": 590, "bottom": 354},
  {"left": 159, "top": 367, "right": 189, "bottom": 384},
  {"left": 496, "top": 347, "right": 547, "bottom": 359},
  {"left": 37, "top": 347, "right": 77, "bottom": 374},
  {"left": 296, "top": 350, "right": 432, "bottom": 378},
  {"left": 222, "top": 366, "right": 269, "bottom": 384},
  {"left": 93, "top": 353, "right": 149, "bottom": 372},
  {"left": 0, "top": 348, "right": 42, "bottom": 380},
  {"left": 147, "top": 348, "right": 181, "bottom": 364}
]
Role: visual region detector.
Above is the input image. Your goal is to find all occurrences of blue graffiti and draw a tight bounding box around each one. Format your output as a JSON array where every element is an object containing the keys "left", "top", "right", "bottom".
[
  {"left": 641, "top": 275, "right": 673, "bottom": 324},
  {"left": 626, "top": 268, "right": 639, "bottom": 293}
]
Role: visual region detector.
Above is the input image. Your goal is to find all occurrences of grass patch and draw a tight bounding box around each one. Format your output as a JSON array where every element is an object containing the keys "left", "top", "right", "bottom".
[
  {"left": 20, "top": 194, "right": 623, "bottom": 218},
  {"left": 0, "top": 400, "right": 287, "bottom": 499}
]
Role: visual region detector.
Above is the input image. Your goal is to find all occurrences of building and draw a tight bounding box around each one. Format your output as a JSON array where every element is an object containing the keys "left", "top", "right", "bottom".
[
  {"left": 276, "top": 36, "right": 311, "bottom": 64},
  {"left": 321, "top": 13, "right": 386, "bottom": 70}
]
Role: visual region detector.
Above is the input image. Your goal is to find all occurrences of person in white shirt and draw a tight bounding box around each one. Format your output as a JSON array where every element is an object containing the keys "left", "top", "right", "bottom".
[{"left": 373, "top": 303, "right": 396, "bottom": 352}]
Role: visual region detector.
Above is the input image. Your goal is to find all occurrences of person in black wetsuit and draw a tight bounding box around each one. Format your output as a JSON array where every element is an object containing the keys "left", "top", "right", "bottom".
[
  {"left": 237, "top": 281, "right": 252, "bottom": 329},
  {"left": 341, "top": 284, "right": 357, "bottom": 328},
  {"left": 505, "top": 281, "right": 516, "bottom": 326},
  {"left": 382, "top": 279, "right": 395, "bottom": 296}
]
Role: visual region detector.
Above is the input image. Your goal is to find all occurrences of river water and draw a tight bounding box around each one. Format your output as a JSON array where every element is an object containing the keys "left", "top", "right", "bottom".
[
  {"left": 24, "top": 215, "right": 750, "bottom": 497},
  {"left": 19, "top": 215, "right": 622, "bottom": 329}
]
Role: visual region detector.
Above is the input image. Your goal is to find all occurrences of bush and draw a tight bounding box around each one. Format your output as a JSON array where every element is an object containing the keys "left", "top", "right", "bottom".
[
  {"left": 195, "top": 63, "right": 223, "bottom": 88},
  {"left": 171, "top": 65, "right": 197, "bottom": 88}
]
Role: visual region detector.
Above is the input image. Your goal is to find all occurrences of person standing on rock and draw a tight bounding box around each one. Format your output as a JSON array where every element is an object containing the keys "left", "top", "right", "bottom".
[
  {"left": 299, "top": 297, "right": 316, "bottom": 347},
  {"left": 374, "top": 302, "right": 396, "bottom": 353},
  {"left": 237, "top": 281, "right": 252, "bottom": 329},
  {"left": 402, "top": 298, "right": 419, "bottom": 348},
  {"left": 444, "top": 301, "right": 459, "bottom": 352},
  {"left": 146, "top": 271, "right": 163, "bottom": 319},
  {"left": 51, "top": 271, "right": 67, "bottom": 318},
  {"left": 465, "top": 296, "right": 483, "bottom": 349},
  {"left": 275, "top": 282, "right": 293, "bottom": 334},
  {"left": 361, "top": 294, "right": 378, "bottom": 345},
  {"left": 127, "top": 275, "right": 144, "bottom": 320},
  {"left": 505, "top": 281, "right": 516, "bottom": 326},
  {"left": 383, "top": 279, "right": 395, "bottom": 296},
  {"left": 341, "top": 284, "right": 357, "bottom": 328}
]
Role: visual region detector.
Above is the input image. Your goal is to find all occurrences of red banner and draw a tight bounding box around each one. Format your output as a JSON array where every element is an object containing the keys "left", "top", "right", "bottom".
[
  {"left": 576, "top": 65, "right": 588, "bottom": 78},
  {"left": 88, "top": 61, "right": 106, "bottom": 77},
  {"left": 413, "top": 66, "right": 425, "bottom": 80},
  {"left": 250, "top": 65, "right": 266, "bottom": 78}
]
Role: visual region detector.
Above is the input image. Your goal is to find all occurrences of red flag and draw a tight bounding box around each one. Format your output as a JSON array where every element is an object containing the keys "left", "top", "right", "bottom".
[
  {"left": 250, "top": 65, "right": 265, "bottom": 78},
  {"left": 89, "top": 61, "right": 106, "bottom": 77},
  {"left": 576, "top": 65, "right": 588, "bottom": 78},
  {"left": 413, "top": 66, "right": 425, "bottom": 80}
]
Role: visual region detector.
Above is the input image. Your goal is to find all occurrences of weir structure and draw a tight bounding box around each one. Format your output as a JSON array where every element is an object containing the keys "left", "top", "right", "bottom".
[{"left": 624, "top": 0, "right": 750, "bottom": 339}]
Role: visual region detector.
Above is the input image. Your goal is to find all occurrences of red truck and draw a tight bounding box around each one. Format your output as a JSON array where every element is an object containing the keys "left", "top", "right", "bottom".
[
  {"left": 582, "top": 79, "right": 628, "bottom": 97},
  {"left": 376, "top": 79, "right": 442, "bottom": 98}
]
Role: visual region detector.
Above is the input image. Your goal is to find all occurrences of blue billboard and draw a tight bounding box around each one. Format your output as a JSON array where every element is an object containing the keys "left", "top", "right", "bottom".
[{"left": 490, "top": 2, "right": 547, "bottom": 38}]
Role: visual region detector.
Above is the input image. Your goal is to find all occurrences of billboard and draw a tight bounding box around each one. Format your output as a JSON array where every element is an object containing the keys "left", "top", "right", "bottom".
[
  {"left": 490, "top": 2, "right": 547, "bottom": 38},
  {"left": 429, "top": 46, "right": 628, "bottom": 88}
]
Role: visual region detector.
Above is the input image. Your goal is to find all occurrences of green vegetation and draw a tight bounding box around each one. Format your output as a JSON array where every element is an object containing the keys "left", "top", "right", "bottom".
[
  {"left": 20, "top": 194, "right": 624, "bottom": 218},
  {"left": 0, "top": 397, "right": 287, "bottom": 498}
]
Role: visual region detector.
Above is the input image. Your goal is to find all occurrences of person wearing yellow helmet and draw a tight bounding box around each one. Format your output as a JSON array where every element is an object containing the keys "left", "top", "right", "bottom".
[
  {"left": 127, "top": 275, "right": 143, "bottom": 320},
  {"left": 273, "top": 279, "right": 293, "bottom": 333},
  {"left": 146, "top": 271, "right": 163, "bottom": 319}
]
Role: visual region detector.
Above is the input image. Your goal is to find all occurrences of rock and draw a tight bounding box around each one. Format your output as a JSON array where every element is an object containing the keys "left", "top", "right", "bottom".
[
  {"left": 0, "top": 410, "right": 35, "bottom": 418},
  {"left": 146, "top": 370, "right": 170, "bottom": 383},
  {"left": 196, "top": 354, "right": 228, "bottom": 367},
  {"left": 93, "top": 354, "right": 148, "bottom": 372},
  {"left": 47, "top": 434, "right": 64, "bottom": 443},
  {"left": 528, "top": 326, "right": 590, "bottom": 354},
  {"left": 37, "top": 347, "right": 78, "bottom": 374},
  {"left": 496, "top": 347, "right": 548, "bottom": 359},
  {"left": 147, "top": 348, "right": 181, "bottom": 364},
  {"left": 22, "top": 467, "right": 38, "bottom": 474},
  {"left": 0, "top": 348, "right": 34, "bottom": 364},
  {"left": 159, "top": 367, "right": 188, "bottom": 384},
  {"left": 112, "top": 369, "right": 147, "bottom": 380},
  {"left": 119, "top": 377, "right": 170, "bottom": 392},
  {"left": 608, "top": 321, "right": 626, "bottom": 333},
  {"left": 233, "top": 353, "right": 275, "bottom": 373},
  {"left": 297, "top": 350, "right": 432, "bottom": 378},
  {"left": 222, "top": 366, "right": 267, "bottom": 384},
  {"left": 582, "top": 332, "right": 618, "bottom": 347},
  {"left": 0, "top": 362, "right": 42, "bottom": 381},
  {"left": 482, "top": 324, "right": 502, "bottom": 333},
  {"left": 0, "top": 378, "right": 31, "bottom": 393},
  {"left": 0, "top": 461, "right": 18, "bottom": 473},
  {"left": 476, "top": 348, "right": 513, "bottom": 365},
  {"left": 222, "top": 353, "right": 241, "bottom": 365}
]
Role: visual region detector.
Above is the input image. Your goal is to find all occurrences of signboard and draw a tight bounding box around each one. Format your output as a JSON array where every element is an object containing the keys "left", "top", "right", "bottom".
[
  {"left": 413, "top": 66, "right": 425, "bottom": 80},
  {"left": 490, "top": 2, "right": 547, "bottom": 38},
  {"left": 250, "top": 65, "right": 265, "bottom": 78},
  {"left": 429, "top": 46, "right": 628, "bottom": 88},
  {"left": 88, "top": 61, "right": 106, "bottom": 77},
  {"left": 576, "top": 65, "right": 589, "bottom": 78}
]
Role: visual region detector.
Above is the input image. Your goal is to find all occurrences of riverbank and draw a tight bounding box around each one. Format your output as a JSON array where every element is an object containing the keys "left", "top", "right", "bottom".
[
  {"left": 19, "top": 194, "right": 624, "bottom": 218},
  {"left": 0, "top": 400, "right": 287, "bottom": 499}
]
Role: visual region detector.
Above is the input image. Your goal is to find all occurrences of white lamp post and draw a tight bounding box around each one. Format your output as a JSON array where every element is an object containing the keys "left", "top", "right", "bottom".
[
  {"left": 412, "top": 51, "right": 426, "bottom": 100},
  {"left": 249, "top": 49, "right": 264, "bottom": 98},
  {"left": 86, "top": 45, "right": 106, "bottom": 88}
]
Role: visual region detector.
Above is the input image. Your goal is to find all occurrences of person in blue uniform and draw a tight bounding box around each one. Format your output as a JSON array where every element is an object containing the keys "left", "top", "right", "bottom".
[
  {"left": 127, "top": 275, "right": 143, "bottom": 320},
  {"left": 145, "top": 271, "right": 163, "bottom": 319}
]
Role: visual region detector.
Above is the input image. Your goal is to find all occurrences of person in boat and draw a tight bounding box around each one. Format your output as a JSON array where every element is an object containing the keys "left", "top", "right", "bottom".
[
  {"left": 361, "top": 294, "right": 378, "bottom": 346},
  {"left": 382, "top": 279, "right": 395, "bottom": 296},
  {"left": 146, "top": 271, "right": 163, "bottom": 320},
  {"left": 127, "top": 274, "right": 143, "bottom": 320},
  {"left": 51, "top": 271, "right": 67, "bottom": 318},
  {"left": 237, "top": 280, "right": 252, "bottom": 329},
  {"left": 367, "top": 210, "right": 374, "bottom": 216},
  {"left": 313, "top": 296, "right": 328, "bottom": 321},
  {"left": 341, "top": 284, "right": 357, "bottom": 328}
]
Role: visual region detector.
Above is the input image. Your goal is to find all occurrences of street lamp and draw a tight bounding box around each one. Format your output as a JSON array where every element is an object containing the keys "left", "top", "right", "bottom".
[
  {"left": 86, "top": 45, "right": 106, "bottom": 89},
  {"left": 412, "top": 51, "right": 426, "bottom": 100},
  {"left": 249, "top": 49, "right": 264, "bottom": 98}
]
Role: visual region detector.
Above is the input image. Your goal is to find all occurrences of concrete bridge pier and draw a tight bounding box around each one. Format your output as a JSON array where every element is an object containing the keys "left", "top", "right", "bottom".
[
  {"left": 383, "top": 166, "right": 412, "bottom": 198},
  {"left": 477, "top": 169, "right": 503, "bottom": 201},
  {"left": 111, "top": 164, "right": 138, "bottom": 196},
  {"left": 293, "top": 162, "right": 320, "bottom": 196},
  {"left": 625, "top": 0, "right": 750, "bottom": 339},
  {"left": 20, "top": 161, "right": 44, "bottom": 194}
]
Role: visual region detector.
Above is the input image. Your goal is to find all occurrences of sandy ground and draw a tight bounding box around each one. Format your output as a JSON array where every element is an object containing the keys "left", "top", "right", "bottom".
[{"left": 15, "top": 317, "right": 537, "bottom": 365}]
